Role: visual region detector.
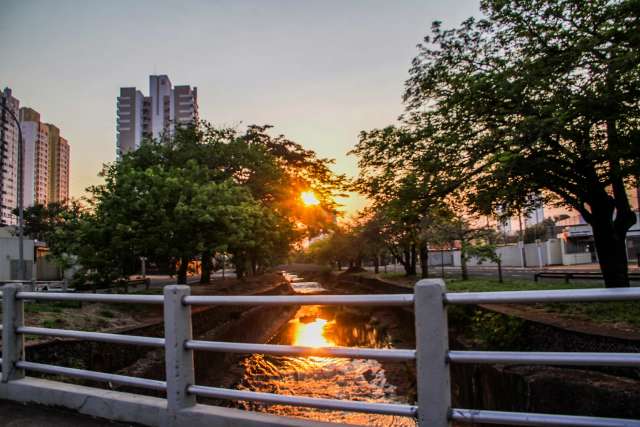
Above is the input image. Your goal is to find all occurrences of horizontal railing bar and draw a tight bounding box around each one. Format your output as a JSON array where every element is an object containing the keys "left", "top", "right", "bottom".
[
  {"left": 16, "top": 360, "right": 167, "bottom": 391},
  {"left": 186, "top": 340, "right": 416, "bottom": 361},
  {"left": 448, "top": 351, "right": 640, "bottom": 367},
  {"left": 188, "top": 384, "right": 417, "bottom": 416},
  {"left": 183, "top": 294, "right": 414, "bottom": 306},
  {"left": 17, "top": 327, "right": 165, "bottom": 348},
  {"left": 450, "top": 408, "right": 640, "bottom": 426},
  {"left": 16, "top": 292, "right": 164, "bottom": 304},
  {"left": 445, "top": 287, "right": 640, "bottom": 305}
]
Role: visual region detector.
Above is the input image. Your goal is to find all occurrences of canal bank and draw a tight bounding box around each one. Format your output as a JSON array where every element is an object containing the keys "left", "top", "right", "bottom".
[{"left": 334, "top": 272, "right": 640, "bottom": 421}]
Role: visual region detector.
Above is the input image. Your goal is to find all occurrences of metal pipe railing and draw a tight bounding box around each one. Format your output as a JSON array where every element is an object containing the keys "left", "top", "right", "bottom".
[
  {"left": 450, "top": 408, "right": 640, "bottom": 427},
  {"left": 445, "top": 287, "right": 640, "bottom": 304},
  {"left": 17, "top": 326, "right": 165, "bottom": 348},
  {"left": 183, "top": 294, "right": 414, "bottom": 306},
  {"left": 15, "top": 291, "right": 164, "bottom": 304},
  {"left": 1, "top": 280, "right": 639, "bottom": 427},
  {"left": 188, "top": 384, "right": 417, "bottom": 416},
  {"left": 16, "top": 360, "right": 167, "bottom": 391},
  {"left": 186, "top": 340, "right": 416, "bottom": 361},
  {"left": 448, "top": 351, "right": 640, "bottom": 367}
]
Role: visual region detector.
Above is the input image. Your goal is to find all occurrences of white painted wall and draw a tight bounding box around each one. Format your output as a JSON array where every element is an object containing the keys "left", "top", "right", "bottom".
[{"left": 0, "top": 235, "right": 35, "bottom": 280}]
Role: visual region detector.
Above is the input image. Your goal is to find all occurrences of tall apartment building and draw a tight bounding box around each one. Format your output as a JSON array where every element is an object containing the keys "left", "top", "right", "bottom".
[
  {"left": 116, "top": 75, "right": 198, "bottom": 157},
  {"left": 0, "top": 87, "right": 71, "bottom": 226},
  {"left": 19, "top": 107, "right": 49, "bottom": 206},
  {"left": 0, "top": 88, "right": 20, "bottom": 225},
  {"left": 46, "top": 124, "right": 70, "bottom": 203}
]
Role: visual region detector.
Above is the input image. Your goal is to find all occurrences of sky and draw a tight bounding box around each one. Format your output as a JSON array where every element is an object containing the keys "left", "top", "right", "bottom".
[{"left": 1, "top": 0, "right": 481, "bottom": 215}]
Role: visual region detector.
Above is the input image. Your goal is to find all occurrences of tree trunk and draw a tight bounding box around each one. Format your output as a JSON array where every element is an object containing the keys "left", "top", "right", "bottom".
[
  {"left": 587, "top": 181, "right": 636, "bottom": 287},
  {"left": 591, "top": 216, "right": 631, "bottom": 287},
  {"left": 250, "top": 254, "right": 258, "bottom": 276},
  {"left": 234, "top": 253, "right": 246, "bottom": 280},
  {"left": 419, "top": 242, "right": 429, "bottom": 279},
  {"left": 373, "top": 254, "right": 379, "bottom": 274},
  {"left": 460, "top": 240, "right": 469, "bottom": 281},
  {"left": 409, "top": 244, "right": 417, "bottom": 276},
  {"left": 200, "top": 250, "right": 212, "bottom": 284},
  {"left": 177, "top": 256, "right": 189, "bottom": 284},
  {"left": 497, "top": 259, "right": 503, "bottom": 283},
  {"left": 402, "top": 248, "right": 411, "bottom": 276}
]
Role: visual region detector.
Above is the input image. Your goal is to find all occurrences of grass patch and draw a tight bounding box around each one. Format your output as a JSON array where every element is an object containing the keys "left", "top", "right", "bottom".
[
  {"left": 99, "top": 309, "right": 115, "bottom": 318},
  {"left": 41, "top": 318, "right": 66, "bottom": 328},
  {"left": 445, "top": 278, "right": 640, "bottom": 328},
  {"left": 444, "top": 277, "right": 601, "bottom": 293},
  {"left": 25, "top": 300, "right": 82, "bottom": 313},
  {"left": 373, "top": 273, "right": 640, "bottom": 329}
]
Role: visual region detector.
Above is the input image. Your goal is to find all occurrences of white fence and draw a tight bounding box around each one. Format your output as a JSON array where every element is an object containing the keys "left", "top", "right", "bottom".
[{"left": 1, "top": 281, "right": 640, "bottom": 426}]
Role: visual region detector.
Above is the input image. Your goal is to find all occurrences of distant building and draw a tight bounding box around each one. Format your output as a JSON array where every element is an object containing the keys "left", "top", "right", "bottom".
[
  {"left": 1, "top": 87, "right": 71, "bottom": 224},
  {"left": 116, "top": 75, "right": 198, "bottom": 157},
  {"left": 0, "top": 88, "right": 20, "bottom": 225},
  {"left": 19, "top": 107, "right": 50, "bottom": 206},
  {"left": 46, "top": 124, "right": 70, "bottom": 203}
]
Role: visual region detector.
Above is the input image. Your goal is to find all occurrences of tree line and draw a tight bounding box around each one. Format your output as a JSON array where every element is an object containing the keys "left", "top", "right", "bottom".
[
  {"left": 310, "top": 0, "right": 639, "bottom": 288},
  {"left": 22, "top": 124, "right": 345, "bottom": 286}
]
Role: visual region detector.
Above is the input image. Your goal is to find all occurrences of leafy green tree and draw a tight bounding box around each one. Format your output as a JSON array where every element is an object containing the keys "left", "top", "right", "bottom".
[{"left": 402, "top": 0, "right": 639, "bottom": 286}]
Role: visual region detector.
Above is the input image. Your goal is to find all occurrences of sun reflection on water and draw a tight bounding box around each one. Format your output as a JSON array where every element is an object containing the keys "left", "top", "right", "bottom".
[
  {"left": 237, "top": 305, "right": 416, "bottom": 426},
  {"left": 292, "top": 318, "right": 334, "bottom": 348}
]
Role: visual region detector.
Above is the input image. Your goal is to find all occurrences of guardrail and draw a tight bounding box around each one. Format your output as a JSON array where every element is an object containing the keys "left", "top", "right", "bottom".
[{"left": 1, "top": 280, "right": 640, "bottom": 426}]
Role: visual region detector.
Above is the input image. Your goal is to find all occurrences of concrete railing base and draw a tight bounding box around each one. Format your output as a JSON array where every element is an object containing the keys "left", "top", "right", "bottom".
[{"left": 0, "top": 377, "right": 352, "bottom": 427}]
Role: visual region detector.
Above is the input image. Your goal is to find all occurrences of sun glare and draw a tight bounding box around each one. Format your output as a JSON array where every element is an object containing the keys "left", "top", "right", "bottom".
[
  {"left": 292, "top": 318, "right": 333, "bottom": 348},
  {"left": 300, "top": 191, "right": 320, "bottom": 206}
]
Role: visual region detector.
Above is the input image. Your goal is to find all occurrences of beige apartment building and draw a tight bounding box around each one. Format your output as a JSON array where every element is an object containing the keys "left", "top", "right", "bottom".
[
  {"left": 47, "top": 124, "right": 70, "bottom": 203},
  {"left": 116, "top": 75, "right": 198, "bottom": 157}
]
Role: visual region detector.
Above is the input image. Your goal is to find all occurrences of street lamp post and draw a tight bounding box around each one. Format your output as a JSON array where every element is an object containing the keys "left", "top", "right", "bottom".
[{"left": 0, "top": 101, "right": 25, "bottom": 280}]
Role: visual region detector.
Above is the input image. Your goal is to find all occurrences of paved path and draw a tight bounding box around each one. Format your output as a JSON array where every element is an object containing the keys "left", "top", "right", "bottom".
[{"left": 0, "top": 399, "right": 136, "bottom": 426}]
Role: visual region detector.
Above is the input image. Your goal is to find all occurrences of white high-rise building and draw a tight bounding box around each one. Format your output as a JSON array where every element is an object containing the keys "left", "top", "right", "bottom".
[
  {"left": 0, "top": 88, "right": 20, "bottom": 225},
  {"left": 19, "top": 107, "right": 49, "bottom": 207},
  {"left": 116, "top": 75, "right": 198, "bottom": 157}
]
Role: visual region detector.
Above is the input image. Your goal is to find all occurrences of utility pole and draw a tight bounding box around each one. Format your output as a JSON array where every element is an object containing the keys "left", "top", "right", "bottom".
[{"left": 0, "top": 101, "right": 25, "bottom": 280}]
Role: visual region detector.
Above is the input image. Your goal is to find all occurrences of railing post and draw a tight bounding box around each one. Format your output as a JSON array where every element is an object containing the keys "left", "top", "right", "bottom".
[
  {"left": 163, "top": 285, "right": 196, "bottom": 425},
  {"left": 2, "top": 284, "right": 25, "bottom": 382},
  {"left": 415, "top": 278, "right": 451, "bottom": 426}
]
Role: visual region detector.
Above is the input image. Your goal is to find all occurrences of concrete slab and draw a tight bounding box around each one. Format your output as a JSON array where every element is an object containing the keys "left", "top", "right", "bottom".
[{"left": 0, "top": 399, "right": 138, "bottom": 426}]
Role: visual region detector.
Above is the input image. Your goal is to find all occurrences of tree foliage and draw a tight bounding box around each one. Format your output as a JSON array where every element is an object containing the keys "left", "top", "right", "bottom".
[
  {"left": 353, "top": 0, "right": 639, "bottom": 286},
  {"left": 25, "top": 123, "right": 346, "bottom": 285}
]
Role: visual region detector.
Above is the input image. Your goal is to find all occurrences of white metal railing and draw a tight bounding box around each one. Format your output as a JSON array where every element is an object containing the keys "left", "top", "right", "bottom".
[{"left": 1, "top": 280, "right": 639, "bottom": 427}]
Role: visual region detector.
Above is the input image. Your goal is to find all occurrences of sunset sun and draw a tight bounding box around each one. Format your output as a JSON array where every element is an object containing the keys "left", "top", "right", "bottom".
[{"left": 300, "top": 191, "right": 320, "bottom": 206}]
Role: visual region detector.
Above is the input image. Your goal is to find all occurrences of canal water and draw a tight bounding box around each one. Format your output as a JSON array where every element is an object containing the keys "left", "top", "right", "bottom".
[{"left": 235, "top": 274, "right": 416, "bottom": 426}]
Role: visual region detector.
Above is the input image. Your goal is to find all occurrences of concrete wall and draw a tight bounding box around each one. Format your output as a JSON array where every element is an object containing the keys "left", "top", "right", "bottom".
[
  {"left": 545, "top": 239, "right": 563, "bottom": 265},
  {"left": 524, "top": 242, "right": 546, "bottom": 268},
  {"left": 451, "top": 239, "right": 565, "bottom": 268},
  {"left": 560, "top": 239, "right": 593, "bottom": 265},
  {"left": 0, "top": 235, "right": 35, "bottom": 280},
  {"left": 453, "top": 244, "right": 524, "bottom": 267},
  {"left": 427, "top": 250, "right": 454, "bottom": 266}
]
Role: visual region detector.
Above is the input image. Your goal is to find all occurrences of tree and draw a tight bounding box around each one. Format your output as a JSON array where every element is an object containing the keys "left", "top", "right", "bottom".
[
  {"left": 399, "top": 0, "right": 640, "bottom": 287},
  {"left": 468, "top": 243, "right": 504, "bottom": 283}
]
